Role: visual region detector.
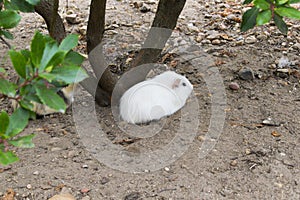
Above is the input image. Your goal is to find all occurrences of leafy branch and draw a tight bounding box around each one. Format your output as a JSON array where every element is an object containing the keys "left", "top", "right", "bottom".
[{"left": 241, "top": 0, "right": 300, "bottom": 34}]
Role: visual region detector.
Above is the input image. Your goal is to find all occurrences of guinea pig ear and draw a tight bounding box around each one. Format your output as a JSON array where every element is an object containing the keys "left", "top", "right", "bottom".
[{"left": 172, "top": 78, "right": 181, "bottom": 89}]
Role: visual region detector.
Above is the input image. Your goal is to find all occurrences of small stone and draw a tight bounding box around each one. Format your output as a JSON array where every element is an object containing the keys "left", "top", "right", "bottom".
[
  {"left": 245, "top": 36, "right": 257, "bottom": 44},
  {"left": 82, "top": 196, "right": 91, "bottom": 200},
  {"left": 33, "top": 171, "right": 39, "bottom": 175},
  {"left": 51, "top": 147, "right": 62, "bottom": 152},
  {"left": 245, "top": 149, "right": 251, "bottom": 155},
  {"left": 80, "top": 188, "right": 90, "bottom": 194},
  {"left": 206, "top": 30, "right": 220, "bottom": 40},
  {"left": 292, "top": 43, "right": 300, "bottom": 50},
  {"left": 274, "top": 182, "right": 283, "bottom": 188},
  {"left": 201, "top": 39, "right": 211, "bottom": 44},
  {"left": 100, "top": 177, "right": 110, "bottom": 185},
  {"left": 125, "top": 57, "right": 133, "bottom": 65},
  {"left": 124, "top": 192, "right": 141, "bottom": 200},
  {"left": 238, "top": 68, "right": 254, "bottom": 80},
  {"left": 26, "top": 184, "right": 32, "bottom": 189},
  {"left": 82, "top": 164, "right": 88, "bottom": 168},
  {"left": 229, "top": 82, "right": 240, "bottom": 90},
  {"left": 195, "top": 35, "right": 204, "bottom": 43},
  {"left": 65, "top": 14, "right": 78, "bottom": 24},
  {"left": 49, "top": 193, "right": 76, "bottom": 200},
  {"left": 133, "top": 2, "right": 143, "bottom": 8},
  {"left": 226, "top": 14, "right": 237, "bottom": 21},
  {"left": 140, "top": 5, "right": 150, "bottom": 13},
  {"left": 230, "top": 160, "right": 238, "bottom": 166},
  {"left": 145, "top": 0, "right": 156, "bottom": 4},
  {"left": 164, "top": 167, "right": 170, "bottom": 172},
  {"left": 78, "top": 26, "right": 87, "bottom": 35},
  {"left": 187, "top": 23, "right": 199, "bottom": 32},
  {"left": 197, "top": 135, "right": 205, "bottom": 142},
  {"left": 235, "top": 40, "right": 244, "bottom": 46},
  {"left": 212, "top": 39, "right": 221, "bottom": 45}
]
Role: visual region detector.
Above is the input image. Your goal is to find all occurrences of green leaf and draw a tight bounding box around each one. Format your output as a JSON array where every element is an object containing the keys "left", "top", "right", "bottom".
[
  {"left": 254, "top": 0, "right": 270, "bottom": 10},
  {"left": 0, "top": 67, "right": 6, "bottom": 74},
  {"left": 241, "top": 7, "right": 260, "bottom": 32},
  {"left": 0, "top": 150, "right": 19, "bottom": 166},
  {"left": 63, "top": 51, "right": 85, "bottom": 65},
  {"left": 44, "top": 51, "right": 66, "bottom": 72},
  {"left": 10, "top": 0, "right": 35, "bottom": 12},
  {"left": 39, "top": 41, "right": 59, "bottom": 71},
  {"left": 276, "top": 0, "right": 289, "bottom": 5},
  {"left": 274, "top": 13, "right": 288, "bottom": 34},
  {"left": 6, "top": 108, "right": 29, "bottom": 138},
  {"left": 8, "top": 134, "right": 35, "bottom": 148},
  {"left": 40, "top": 65, "right": 88, "bottom": 84},
  {"left": 257, "top": 9, "right": 272, "bottom": 25},
  {"left": 9, "top": 50, "right": 27, "bottom": 78},
  {"left": 59, "top": 34, "right": 79, "bottom": 51},
  {"left": 0, "top": 111, "right": 9, "bottom": 136},
  {"left": 0, "top": 10, "right": 21, "bottom": 29},
  {"left": 0, "top": 30, "right": 13, "bottom": 39},
  {"left": 243, "top": 0, "right": 253, "bottom": 4},
  {"left": 275, "top": 6, "right": 300, "bottom": 19},
  {"left": 19, "top": 99, "right": 34, "bottom": 111},
  {"left": 34, "top": 84, "right": 66, "bottom": 113},
  {"left": 290, "top": 0, "right": 300, "bottom": 4},
  {"left": 31, "top": 31, "right": 46, "bottom": 68},
  {"left": 0, "top": 78, "right": 17, "bottom": 97},
  {"left": 25, "top": 0, "right": 40, "bottom": 5}
]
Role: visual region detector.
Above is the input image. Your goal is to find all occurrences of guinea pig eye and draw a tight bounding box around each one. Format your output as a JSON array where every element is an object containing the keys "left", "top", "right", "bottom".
[{"left": 182, "top": 82, "right": 186, "bottom": 86}]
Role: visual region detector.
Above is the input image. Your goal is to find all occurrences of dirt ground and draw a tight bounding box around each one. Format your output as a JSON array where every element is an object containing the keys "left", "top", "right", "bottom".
[{"left": 1, "top": 0, "right": 300, "bottom": 199}]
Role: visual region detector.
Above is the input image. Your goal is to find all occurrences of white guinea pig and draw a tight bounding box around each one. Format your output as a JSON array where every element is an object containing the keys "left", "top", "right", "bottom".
[{"left": 119, "top": 71, "right": 193, "bottom": 124}]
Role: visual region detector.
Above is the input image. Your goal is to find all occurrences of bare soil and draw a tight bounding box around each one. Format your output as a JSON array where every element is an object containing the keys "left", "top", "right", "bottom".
[{"left": 1, "top": 0, "right": 300, "bottom": 199}]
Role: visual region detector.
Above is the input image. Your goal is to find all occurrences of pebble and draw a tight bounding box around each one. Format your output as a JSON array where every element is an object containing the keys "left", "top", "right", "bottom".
[
  {"left": 78, "top": 25, "right": 87, "bottom": 35},
  {"left": 292, "top": 43, "right": 300, "bottom": 50},
  {"left": 230, "top": 160, "right": 238, "bottom": 166},
  {"left": 245, "top": 149, "right": 251, "bottom": 155},
  {"left": 100, "top": 177, "right": 110, "bottom": 185},
  {"left": 206, "top": 30, "right": 220, "bottom": 40},
  {"left": 140, "top": 5, "right": 150, "bottom": 13},
  {"left": 245, "top": 36, "right": 257, "bottom": 44},
  {"left": 164, "top": 167, "right": 170, "bottom": 172},
  {"left": 82, "top": 196, "right": 91, "bottom": 200},
  {"left": 82, "top": 164, "right": 89, "bottom": 168},
  {"left": 51, "top": 147, "right": 63, "bottom": 152},
  {"left": 65, "top": 14, "right": 78, "bottom": 24},
  {"left": 26, "top": 184, "right": 32, "bottom": 189},
  {"left": 212, "top": 39, "right": 221, "bottom": 45},
  {"left": 33, "top": 171, "right": 39, "bottom": 175},
  {"left": 238, "top": 68, "right": 254, "bottom": 80},
  {"left": 229, "top": 82, "right": 240, "bottom": 90},
  {"left": 48, "top": 193, "right": 76, "bottom": 200},
  {"left": 80, "top": 188, "right": 90, "bottom": 194},
  {"left": 197, "top": 135, "right": 205, "bottom": 142},
  {"left": 187, "top": 23, "right": 199, "bottom": 32}
]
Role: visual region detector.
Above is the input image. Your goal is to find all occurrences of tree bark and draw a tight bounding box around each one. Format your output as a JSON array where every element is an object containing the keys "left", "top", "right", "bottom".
[
  {"left": 34, "top": 0, "right": 66, "bottom": 43},
  {"left": 132, "top": 0, "right": 186, "bottom": 72},
  {"left": 86, "top": 0, "right": 116, "bottom": 106},
  {"left": 111, "top": 0, "right": 186, "bottom": 104}
]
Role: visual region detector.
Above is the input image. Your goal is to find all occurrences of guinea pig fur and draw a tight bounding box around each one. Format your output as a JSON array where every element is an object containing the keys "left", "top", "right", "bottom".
[{"left": 119, "top": 71, "right": 193, "bottom": 124}]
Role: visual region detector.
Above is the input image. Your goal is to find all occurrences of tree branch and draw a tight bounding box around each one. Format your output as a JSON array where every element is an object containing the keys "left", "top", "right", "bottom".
[
  {"left": 0, "top": 36, "right": 11, "bottom": 49},
  {"left": 34, "top": 0, "right": 66, "bottom": 43}
]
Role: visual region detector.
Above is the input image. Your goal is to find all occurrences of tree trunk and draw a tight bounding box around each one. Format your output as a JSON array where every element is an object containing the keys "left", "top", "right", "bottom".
[
  {"left": 132, "top": 0, "right": 186, "bottom": 71},
  {"left": 86, "top": 0, "right": 116, "bottom": 106},
  {"left": 112, "top": 0, "right": 186, "bottom": 105},
  {"left": 34, "top": 0, "right": 66, "bottom": 43}
]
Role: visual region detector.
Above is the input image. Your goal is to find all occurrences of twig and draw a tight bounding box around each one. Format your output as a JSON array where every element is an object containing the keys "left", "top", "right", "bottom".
[{"left": 0, "top": 36, "right": 11, "bottom": 49}]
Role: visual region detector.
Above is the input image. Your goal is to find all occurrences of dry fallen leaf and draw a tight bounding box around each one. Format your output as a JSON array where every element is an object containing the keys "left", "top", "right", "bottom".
[
  {"left": 1, "top": 188, "right": 15, "bottom": 200},
  {"left": 271, "top": 131, "right": 281, "bottom": 137}
]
